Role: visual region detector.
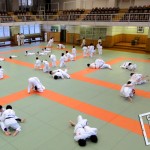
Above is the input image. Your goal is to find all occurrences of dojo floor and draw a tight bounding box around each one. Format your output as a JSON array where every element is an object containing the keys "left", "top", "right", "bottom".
[{"left": 0, "top": 42, "right": 150, "bottom": 150}]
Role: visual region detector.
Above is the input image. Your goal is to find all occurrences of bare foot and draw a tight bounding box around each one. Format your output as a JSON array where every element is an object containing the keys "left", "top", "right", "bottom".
[
  {"left": 69, "top": 120, "right": 75, "bottom": 126},
  {"left": 21, "top": 118, "right": 26, "bottom": 123},
  {"left": 13, "top": 130, "right": 19, "bottom": 136},
  {"left": 5, "top": 131, "right": 11, "bottom": 136}
]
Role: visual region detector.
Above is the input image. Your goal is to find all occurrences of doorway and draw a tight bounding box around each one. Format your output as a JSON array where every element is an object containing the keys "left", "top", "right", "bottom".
[{"left": 60, "top": 29, "right": 66, "bottom": 42}]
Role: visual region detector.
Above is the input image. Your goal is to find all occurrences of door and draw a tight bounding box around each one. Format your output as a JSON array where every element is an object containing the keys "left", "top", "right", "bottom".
[{"left": 60, "top": 29, "right": 66, "bottom": 42}]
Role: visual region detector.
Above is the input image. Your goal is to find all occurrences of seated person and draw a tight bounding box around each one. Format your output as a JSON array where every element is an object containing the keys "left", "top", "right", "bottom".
[{"left": 120, "top": 81, "right": 135, "bottom": 102}]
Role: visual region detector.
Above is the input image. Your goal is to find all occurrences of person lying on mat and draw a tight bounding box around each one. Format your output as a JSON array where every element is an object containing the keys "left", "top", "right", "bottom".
[{"left": 69, "top": 115, "right": 98, "bottom": 147}]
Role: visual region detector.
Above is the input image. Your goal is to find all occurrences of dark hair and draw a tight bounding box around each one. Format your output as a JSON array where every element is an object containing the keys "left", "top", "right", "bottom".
[
  {"left": 90, "top": 135, "right": 98, "bottom": 143},
  {"left": 66, "top": 51, "right": 68, "bottom": 53},
  {"left": 36, "top": 57, "right": 38, "bottom": 60},
  {"left": 61, "top": 53, "right": 64, "bottom": 56},
  {"left": 34, "top": 86, "right": 38, "bottom": 91},
  {"left": 0, "top": 66, "right": 1, "bottom": 69},
  {"left": 54, "top": 75, "right": 58, "bottom": 80},
  {"left": 9, "top": 56, "right": 12, "bottom": 59},
  {"left": 128, "top": 63, "right": 132, "bottom": 66},
  {"left": 127, "top": 81, "right": 132, "bottom": 84},
  {"left": 130, "top": 73, "right": 134, "bottom": 76},
  {"left": 78, "top": 139, "right": 86, "bottom": 146},
  {"left": 49, "top": 71, "right": 53, "bottom": 75},
  {"left": 0, "top": 105, "right": 2, "bottom": 109},
  {"left": 73, "top": 46, "right": 75, "bottom": 48},
  {"left": 6, "top": 105, "right": 12, "bottom": 109},
  {"left": 87, "top": 64, "right": 90, "bottom": 67}
]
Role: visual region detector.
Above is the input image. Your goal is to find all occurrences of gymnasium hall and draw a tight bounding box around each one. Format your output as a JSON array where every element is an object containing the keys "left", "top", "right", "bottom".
[{"left": 0, "top": 0, "right": 150, "bottom": 149}]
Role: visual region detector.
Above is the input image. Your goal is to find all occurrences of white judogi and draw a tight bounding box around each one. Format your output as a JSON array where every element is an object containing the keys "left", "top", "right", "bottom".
[
  {"left": 97, "top": 43, "right": 102, "bottom": 55},
  {"left": 81, "top": 39, "right": 86, "bottom": 47},
  {"left": 95, "top": 59, "right": 112, "bottom": 69},
  {"left": 25, "top": 52, "right": 35, "bottom": 56},
  {"left": 66, "top": 52, "right": 74, "bottom": 61},
  {"left": 89, "top": 45, "right": 95, "bottom": 58},
  {"left": 47, "top": 38, "right": 53, "bottom": 47},
  {"left": 130, "top": 73, "right": 146, "bottom": 85},
  {"left": 43, "top": 60, "right": 50, "bottom": 73},
  {"left": 98, "top": 38, "right": 102, "bottom": 44},
  {"left": 72, "top": 48, "right": 76, "bottom": 58},
  {"left": 0, "top": 58, "right": 4, "bottom": 61},
  {"left": 50, "top": 54, "right": 57, "bottom": 67},
  {"left": 52, "top": 69, "right": 70, "bottom": 79},
  {"left": 82, "top": 46, "right": 88, "bottom": 57},
  {"left": 0, "top": 108, "right": 20, "bottom": 132},
  {"left": 0, "top": 108, "right": 6, "bottom": 132},
  {"left": 28, "top": 77, "right": 45, "bottom": 93},
  {"left": 60, "top": 56, "right": 66, "bottom": 68},
  {"left": 34, "top": 59, "right": 41, "bottom": 69},
  {"left": 88, "top": 63, "right": 100, "bottom": 69},
  {"left": 0, "top": 67, "right": 4, "bottom": 79},
  {"left": 120, "top": 83, "right": 134, "bottom": 98},
  {"left": 17, "top": 34, "right": 20, "bottom": 46},
  {"left": 53, "top": 71, "right": 64, "bottom": 79},
  {"left": 57, "top": 44, "right": 65, "bottom": 49},
  {"left": 1, "top": 109, "right": 21, "bottom": 132},
  {"left": 20, "top": 34, "right": 25, "bottom": 45},
  {"left": 120, "top": 62, "right": 137, "bottom": 71},
  {"left": 74, "top": 115, "right": 97, "bottom": 141}
]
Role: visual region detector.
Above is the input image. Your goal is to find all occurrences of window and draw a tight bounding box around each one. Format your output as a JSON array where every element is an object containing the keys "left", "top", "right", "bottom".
[
  {"left": 19, "top": 0, "right": 33, "bottom": 6},
  {"left": 0, "top": 26, "right": 10, "bottom": 38},
  {"left": 20, "top": 24, "right": 41, "bottom": 34}
]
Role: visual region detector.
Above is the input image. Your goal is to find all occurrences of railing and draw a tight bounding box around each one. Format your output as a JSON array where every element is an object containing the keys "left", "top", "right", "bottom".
[{"left": 0, "top": 13, "right": 150, "bottom": 23}]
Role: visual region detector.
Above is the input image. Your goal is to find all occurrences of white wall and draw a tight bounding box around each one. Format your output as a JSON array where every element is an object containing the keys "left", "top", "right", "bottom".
[{"left": 134, "top": 0, "right": 150, "bottom": 6}]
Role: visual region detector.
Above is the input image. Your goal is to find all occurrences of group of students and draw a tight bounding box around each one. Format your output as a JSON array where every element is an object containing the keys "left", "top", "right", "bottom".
[
  {"left": 81, "top": 37, "right": 103, "bottom": 57},
  {"left": 120, "top": 61, "right": 149, "bottom": 102},
  {"left": 17, "top": 33, "right": 25, "bottom": 46}
]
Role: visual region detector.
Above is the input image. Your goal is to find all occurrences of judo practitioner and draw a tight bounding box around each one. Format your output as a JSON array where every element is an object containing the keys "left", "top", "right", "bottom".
[
  {"left": 34, "top": 57, "right": 42, "bottom": 69},
  {"left": 28, "top": 77, "right": 45, "bottom": 93},
  {"left": 25, "top": 51, "right": 35, "bottom": 56},
  {"left": 49, "top": 69, "right": 70, "bottom": 80},
  {"left": 49, "top": 54, "right": 57, "bottom": 67},
  {"left": 0, "top": 105, "right": 25, "bottom": 136},
  {"left": 20, "top": 33, "right": 25, "bottom": 45},
  {"left": 98, "top": 37, "right": 102, "bottom": 44},
  {"left": 0, "top": 58, "right": 5, "bottom": 61},
  {"left": 57, "top": 44, "right": 65, "bottom": 49},
  {"left": 0, "top": 66, "right": 4, "bottom": 79},
  {"left": 97, "top": 42, "right": 103, "bottom": 55},
  {"left": 69, "top": 115, "right": 98, "bottom": 146},
  {"left": 120, "top": 81, "right": 135, "bottom": 102},
  {"left": 129, "top": 73, "right": 149, "bottom": 85},
  {"left": 9, "top": 55, "right": 18, "bottom": 59},
  {"left": 72, "top": 46, "right": 77, "bottom": 59},
  {"left": 42, "top": 60, "right": 50, "bottom": 73},
  {"left": 120, "top": 62, "right": 137, "bottom": 71},
  {"left": 65, "top": 51, "right": 75, "bottom": 61},
  {"left": 17, "top": 33, "right": 20, "bottom": 46},
  {"left": 81, "top": 38, "right": 86, "bottom": 47},
  {"left": 87, "top": 59, "right": 112, "bottom": 70},
  {"left": 47, "top": 37, "right": 54, "bottom": 47},
  {"left": 60, "top": 53, "right": 66, "bottom": 68},
  {"left": 82, "top": 45, "right": 88, "bottom": 57},
  {"left": 89, "top": 44, "right": 95, "bottom": 58},
  {"left": 1, "top": 105, "right": 21, "bottom": 136}
]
